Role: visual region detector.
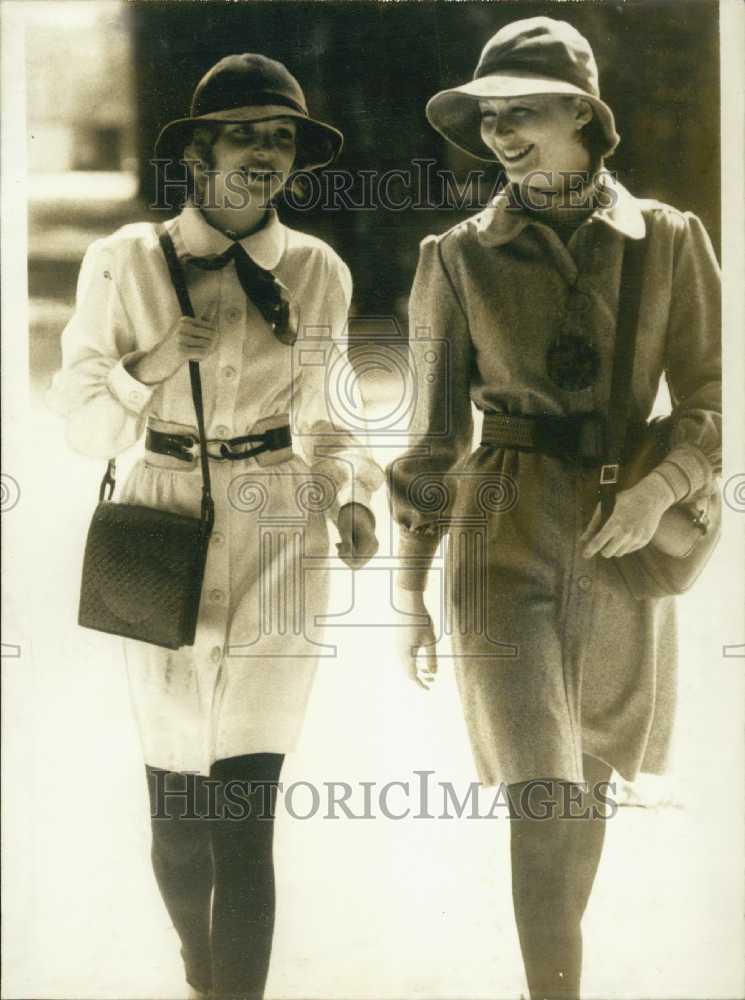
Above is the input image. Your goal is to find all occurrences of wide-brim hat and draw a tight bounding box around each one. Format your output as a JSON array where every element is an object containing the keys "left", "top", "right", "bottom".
[
  {"left": 155, "top": 53, "right": 343, "bottom": 171},
  {"left": 426, "top": 17, "right": 620, "bottom": 162}
]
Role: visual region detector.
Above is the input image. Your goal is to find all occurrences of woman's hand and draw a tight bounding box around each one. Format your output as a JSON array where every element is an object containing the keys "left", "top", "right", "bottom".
[
  {"left": 581, "top": 472, "right": 676, "bottom": 559},
  {"left": 128, "top": 314, "right": 220, "bottom": 385},
  {"left": 335, "top": 503, "right": 379, "bottom": 570},
  {"left": 395, "top": 588, "right": 437, "bottom": 690}
]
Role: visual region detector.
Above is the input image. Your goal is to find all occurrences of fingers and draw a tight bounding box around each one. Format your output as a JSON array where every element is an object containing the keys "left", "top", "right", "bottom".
[
  {"left": 415, "top": 644, "right": 438, "bottom": 690},
  {"left": 584, "top": 519, "right": 651, "bottom": 559},
  {"left": 200, "top": 298, "right": 220, "bottom": 326},
  {"left": 596, "top": 534, "right": 628, "bottom": 559},
  {"left": 582, "top": 511, "right": 616, "bottom": 559},
  {"left": 335, "top": 528, "right": 379, "bottom": 570},
  {"left": 583, "top": 500, "right": 660, "bottom": 558},
  {"left": 579, "top": 503, "right": 602, "bottom": 545},
  {"left": 177, "top": 316, "right": 220, "bottom": 361}
]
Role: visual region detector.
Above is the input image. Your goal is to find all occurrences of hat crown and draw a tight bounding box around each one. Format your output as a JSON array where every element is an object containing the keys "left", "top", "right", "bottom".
[
  {"left": 191, "top": 53, "right": 308, "bottom": 118},
  {"left": 475, "top": 17, "right": 600, "bottom": 98}
]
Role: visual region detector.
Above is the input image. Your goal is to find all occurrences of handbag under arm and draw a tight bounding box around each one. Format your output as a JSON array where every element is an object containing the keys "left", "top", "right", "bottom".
[
  {"left": 77, "top": 224, "right": 215, "bottom": 649},
  {"left": 603, "top": 236, "right": 721, "bottom": 599}
]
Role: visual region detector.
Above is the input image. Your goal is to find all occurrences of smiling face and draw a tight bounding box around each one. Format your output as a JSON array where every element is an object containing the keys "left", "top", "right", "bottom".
[
  {"left": 478, "top": 95, "right": 593, "bottom": 191},
  {"left": 186, "top": 117, "right": 298, "bottom": 211},
  {"left": 211, "top": 118, "right": 297, "bottom": 203}
]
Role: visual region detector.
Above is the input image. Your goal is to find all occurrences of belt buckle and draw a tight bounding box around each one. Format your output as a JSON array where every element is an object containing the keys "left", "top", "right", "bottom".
[
  {"left": 264, "top": 425, "right": 291, "bottom": 451},
  {"left": 599, "top": 463, "right": 620, "bottom": 485},
  {"left": 205, "top": 441, "right": 230, "bottom": 461},
  {"left": 162, "top": 432, "right": 199, "bottom": 464}
]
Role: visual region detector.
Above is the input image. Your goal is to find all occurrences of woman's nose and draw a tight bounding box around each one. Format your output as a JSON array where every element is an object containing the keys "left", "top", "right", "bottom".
[{"left": 494, "top": 113, "right": 513, "bottom": 136}]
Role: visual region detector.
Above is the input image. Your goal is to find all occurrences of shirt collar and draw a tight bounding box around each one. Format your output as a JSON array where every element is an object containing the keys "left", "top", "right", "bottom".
[
  {"left": 178, "top": 202, "right": 286, "bottom": 269},
  {"left": 476, "top": 173, "right": 646, "bottom": 248}
]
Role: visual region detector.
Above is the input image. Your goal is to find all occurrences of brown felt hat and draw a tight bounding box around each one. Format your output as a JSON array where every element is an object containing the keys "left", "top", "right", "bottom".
[
  {"left": 155, "top": 53, "right": 343, "bottom": 171},
  {"left": 426, "top": 17, "right": 620, "bottom": 162}
]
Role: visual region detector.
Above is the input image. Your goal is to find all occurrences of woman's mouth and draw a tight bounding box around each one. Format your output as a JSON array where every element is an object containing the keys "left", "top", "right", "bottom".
[
  {"left": 239, "top": 166, "right": 280, "bottom": 183},
  {"left": 500, "top": 144, "right": 534, "bottom": 164}
]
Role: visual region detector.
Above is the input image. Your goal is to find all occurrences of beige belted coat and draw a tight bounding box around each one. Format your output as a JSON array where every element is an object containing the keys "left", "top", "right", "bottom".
[{"left": 389, "top": 177, "right": 721, "bottom": 786}]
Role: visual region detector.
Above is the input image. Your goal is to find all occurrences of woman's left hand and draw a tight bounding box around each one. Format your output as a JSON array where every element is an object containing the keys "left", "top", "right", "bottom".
[
  {"left": 581, "top": 473, "right": 676, "bottom": 560},
  {"left": 336, "top": 502, "right": 379, "bottom": 569}
]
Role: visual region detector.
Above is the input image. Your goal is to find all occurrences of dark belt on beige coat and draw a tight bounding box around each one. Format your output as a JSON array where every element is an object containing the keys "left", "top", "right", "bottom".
[{"left": 481, "top": 411, "right": 608, "bottom": 468}]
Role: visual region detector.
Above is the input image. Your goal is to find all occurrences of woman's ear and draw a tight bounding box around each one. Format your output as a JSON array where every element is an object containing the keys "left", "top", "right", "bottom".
[
  {"left": 182, "top": 139, "right": 203, "bottom": 170},
  {"left": 182, "top": 139, "right": 206, "bottom": 198},
  {"left": 574, "top": 98, "right": 594, "bottom": 129}
]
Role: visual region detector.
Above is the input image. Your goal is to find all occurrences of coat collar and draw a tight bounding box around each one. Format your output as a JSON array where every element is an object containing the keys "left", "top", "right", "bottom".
[
  {"left": 178, "top": 202, "right": 286, "bottom": 269},
  {"left": 476, "top": 173, "right": 646, "bottom": 247}
]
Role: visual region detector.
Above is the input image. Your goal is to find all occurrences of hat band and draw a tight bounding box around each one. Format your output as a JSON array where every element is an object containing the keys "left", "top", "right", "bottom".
[
  {"left": 474, "top": 60, "right": 600, "bottom": 98},
  {"left": 189, "top": 104, "right": 311, "bottom": 126},
  {"left": 193, "top": 92, "right": 307, "bottom": 118}
]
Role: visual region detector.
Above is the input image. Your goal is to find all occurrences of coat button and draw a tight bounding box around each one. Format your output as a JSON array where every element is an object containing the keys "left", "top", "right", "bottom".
[
  {"left": 215, "top": 424, "right": 230, "bottom": 437},
  {"left": 209, "top": 588, "right": 225, "bottom": 604},
  {"left": 222, "top": 366, "right": 236, "bottom": 380},
  {"left": 210, "top": 645, "right": 222, "bottom": 663},
  {"left": 578, "top": 575, "right": 592, "bottom": 591},
  {"left": 225, "top": 307, "right": 240, "bottom": 322},
  {"left": 211, "top": 531, "right": 224, "bottom": 546}
]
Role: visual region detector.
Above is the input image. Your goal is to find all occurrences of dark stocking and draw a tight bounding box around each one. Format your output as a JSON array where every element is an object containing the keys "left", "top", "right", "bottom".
[
  {"left": 507, "top": 755, "right": 613, "bottom": 1000},
  {"left": 146, "top": 753, "right": 284, "bottom": 999}
]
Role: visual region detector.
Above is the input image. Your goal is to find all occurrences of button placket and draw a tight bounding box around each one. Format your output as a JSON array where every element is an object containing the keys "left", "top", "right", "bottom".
[{"left": 213, "top": 286, "right": 243, "bottom": 435}]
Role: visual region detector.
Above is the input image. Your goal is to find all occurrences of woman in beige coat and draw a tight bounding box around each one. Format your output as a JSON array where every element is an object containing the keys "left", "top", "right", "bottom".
[
  {"left": 51, "top": 55, "right": 382, "bottom": 1000},
  {"left": 389, "top": 18, "right": 721, "bottom": 999}
]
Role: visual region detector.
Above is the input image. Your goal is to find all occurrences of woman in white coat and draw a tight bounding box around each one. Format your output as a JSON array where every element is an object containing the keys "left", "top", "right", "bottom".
[{"left": 51, "top": 54, "right": 382, "bottom": 1000}]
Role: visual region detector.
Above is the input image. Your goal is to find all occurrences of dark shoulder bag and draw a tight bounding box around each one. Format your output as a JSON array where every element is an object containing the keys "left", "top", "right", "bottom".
[
  {"left": 598, "top": 237, "right": 721, "bottom": 601},
  {"left": 77, "top": 225, "right": 215, "bottom": 649}
]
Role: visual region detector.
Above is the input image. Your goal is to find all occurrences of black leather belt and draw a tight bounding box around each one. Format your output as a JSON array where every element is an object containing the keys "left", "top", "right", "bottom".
[
  {"left": 481, "top": 412, "right": 607, "bottom": 466},
  {"left": 146, "top": 425, "right": 292, "bottom": 463}
]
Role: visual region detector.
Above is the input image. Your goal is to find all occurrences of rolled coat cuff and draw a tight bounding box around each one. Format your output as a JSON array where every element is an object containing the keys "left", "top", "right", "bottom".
[
  {"left": 107, "top": 351, "right": 156, "bottom": 414},
  {"left": 653, "top": 444, "right": 714, "bottom": 502},
  {"left": 395, "top": 525, "right": 442, "bottom": 592}
]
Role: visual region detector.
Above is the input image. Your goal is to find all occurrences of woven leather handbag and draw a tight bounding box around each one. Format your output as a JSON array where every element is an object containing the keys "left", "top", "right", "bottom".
[
  {"left": 77, "top": 225, "right": 215, "bottom": 649},
  {"left": 598, "top": 238, "right": 721, "bottom": 600}
]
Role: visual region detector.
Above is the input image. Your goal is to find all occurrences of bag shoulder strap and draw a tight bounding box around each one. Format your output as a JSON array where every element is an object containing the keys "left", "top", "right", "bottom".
[
  {"left": 98, "top": 224, "right": 214, "bottom": 532},
  {"left": 156, "top": 223, "right": 214, "bottom": 529},
  {"left": 599, "top": 235, "right": 647, "bottom": 520}
]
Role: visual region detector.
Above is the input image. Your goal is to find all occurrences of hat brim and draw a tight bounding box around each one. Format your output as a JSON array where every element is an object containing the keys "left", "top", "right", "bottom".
[
  {"left": 426, "top": 72, "right": 619, "bottom": 162},
  {"left": 154, "top": 104, "right": 344, "bottom": 171}
]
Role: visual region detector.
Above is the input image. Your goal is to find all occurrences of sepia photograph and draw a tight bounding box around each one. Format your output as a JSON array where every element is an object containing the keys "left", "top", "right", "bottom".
[{"left": 2, "top": 1, "right": 744, "bottom": 999}]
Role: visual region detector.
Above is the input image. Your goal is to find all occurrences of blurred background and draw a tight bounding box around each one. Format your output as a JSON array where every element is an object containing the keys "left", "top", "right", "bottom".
[{"left": 27, "top": 0, "right": 720, "bottom": 397}]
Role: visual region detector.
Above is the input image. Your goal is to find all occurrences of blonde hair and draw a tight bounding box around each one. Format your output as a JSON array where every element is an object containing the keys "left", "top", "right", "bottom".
[{"left": 182, "top": 124, "right": 220, "bottom": 200}]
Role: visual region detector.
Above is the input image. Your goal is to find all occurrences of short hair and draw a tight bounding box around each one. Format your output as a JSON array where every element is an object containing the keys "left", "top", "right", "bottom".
[
  {"left": 560, "top": 95, "right": 611, "bottom": 170},
  {"left": 181, "top": 124, "right": 220, "bottom": 201}
]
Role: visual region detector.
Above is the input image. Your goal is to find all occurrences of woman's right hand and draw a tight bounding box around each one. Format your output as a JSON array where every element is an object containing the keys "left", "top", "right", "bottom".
[
  {"left": 395, "top": 588, "right": 437, "bottom": 690},
  {"left": 128, "top": 315, "right": 220, "bottom": 385}
]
